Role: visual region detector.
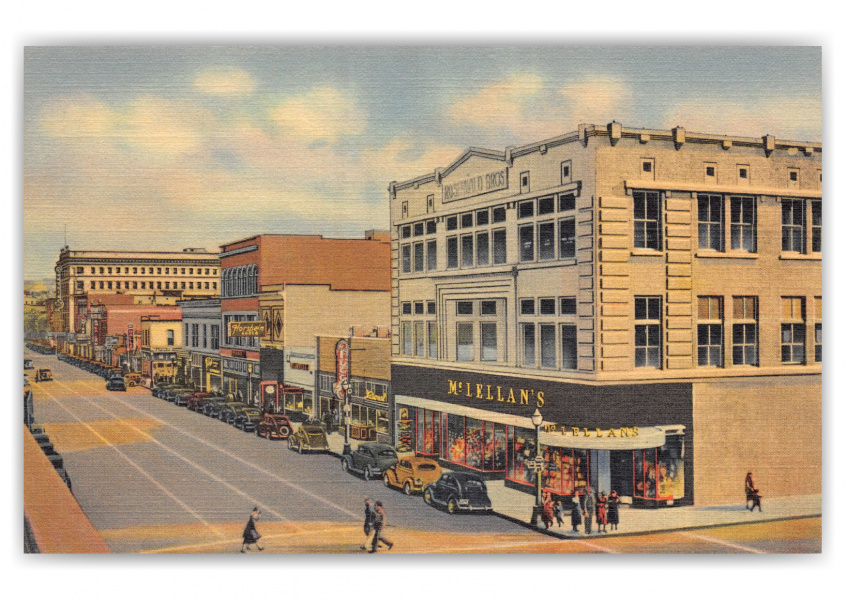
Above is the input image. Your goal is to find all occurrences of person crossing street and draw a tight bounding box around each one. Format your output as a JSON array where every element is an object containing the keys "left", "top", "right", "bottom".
[{"left": 369, "top": 501, "right": 393, "bottom": 553}]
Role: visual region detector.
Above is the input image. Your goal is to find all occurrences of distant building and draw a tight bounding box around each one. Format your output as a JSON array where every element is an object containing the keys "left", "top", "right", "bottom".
[
  {"left": 176, "top": 298, "right": 222, "bottom": 391},
  {"left": 53, "top": 247, "right": 220, "bottom": 335},
  {"left": 140, "top": 316, "right": 183, "bottom": 385},
  {"left": 389, "top": 122, "right": 821, "bottom": 507}
]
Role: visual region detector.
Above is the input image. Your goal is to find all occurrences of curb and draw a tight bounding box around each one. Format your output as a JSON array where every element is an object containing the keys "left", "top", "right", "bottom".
[{"left": 491, "top": 509, "right": 822, "bottom": 540}]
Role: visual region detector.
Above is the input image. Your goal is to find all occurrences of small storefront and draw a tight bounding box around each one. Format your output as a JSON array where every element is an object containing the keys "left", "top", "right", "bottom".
[{"left": 222, "top": 357, "right": 261, "bottom": 404}]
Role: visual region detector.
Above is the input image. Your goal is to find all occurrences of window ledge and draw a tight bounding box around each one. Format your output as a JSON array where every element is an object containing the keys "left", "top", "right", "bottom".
[
  {"left": 630, "top": 248, "right": 663, "bottom": 257},
  {"left": 694, "top": 250, "right": 758, "bottom": 260},
  {"left": 779, "top": 252, "right": 821, "bottom": 261}
]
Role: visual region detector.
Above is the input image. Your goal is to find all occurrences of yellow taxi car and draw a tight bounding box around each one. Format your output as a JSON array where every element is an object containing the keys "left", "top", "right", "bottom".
[{"left": 382, "top": 455, "right": 442, "bottom": 495}]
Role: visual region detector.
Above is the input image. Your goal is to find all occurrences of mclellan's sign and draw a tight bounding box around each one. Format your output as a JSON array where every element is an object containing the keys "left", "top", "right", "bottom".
[
  {"left": 228, "top": 321, "right": 266, "bottom": 337},
  {"left": 448, "top": 379, "right": 545, "bottom": 408},
  {"left": 442, "top": 168, "right": 508, "bottom": 202}
]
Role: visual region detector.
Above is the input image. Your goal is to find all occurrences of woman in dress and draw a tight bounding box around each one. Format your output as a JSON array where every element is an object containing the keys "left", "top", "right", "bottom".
[
  {"left": 596, "top": 491, "right": 608, "bottom": 533},
  {"left": 541, "top": 492, "right": 554, "bottom": 529},
  {"left": 570, "top": 491, "right": 583, "bottom": 532},
  {"left": 241, "top": 507, "right": 264, "bottom": 552},
  {"left": 607, "top": 490, "right": 620, "bottom": 531}
]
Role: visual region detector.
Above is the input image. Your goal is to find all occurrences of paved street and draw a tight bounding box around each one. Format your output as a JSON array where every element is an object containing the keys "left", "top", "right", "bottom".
[{"left": 26, "top": 349, "right": 822, "bottom": 554}]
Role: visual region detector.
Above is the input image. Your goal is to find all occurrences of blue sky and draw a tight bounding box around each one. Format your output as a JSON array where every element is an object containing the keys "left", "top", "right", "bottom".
[{"left": 24, "top": 46, "right": 821, "bottom": 280}]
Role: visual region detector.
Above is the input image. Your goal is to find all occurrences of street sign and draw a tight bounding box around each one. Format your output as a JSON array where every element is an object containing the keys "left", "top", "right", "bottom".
[{"left": 525, "top": 458, "right": 547, "bottom": 472}]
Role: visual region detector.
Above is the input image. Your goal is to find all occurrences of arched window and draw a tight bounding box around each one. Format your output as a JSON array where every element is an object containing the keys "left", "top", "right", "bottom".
[{"left": 249, "top": 264, "right": 258, "bottom": 295}]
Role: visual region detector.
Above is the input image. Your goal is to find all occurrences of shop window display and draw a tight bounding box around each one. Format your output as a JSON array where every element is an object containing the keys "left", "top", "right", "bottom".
[
  {"left": 507, "top": 427, "right": 588, "bottom": 496},
  {"left": 441, "top": 414, "right": 505, "bottom": 472},
  {"left": 447, "top": 414, "right": 465, "bottom": 463},
  {"left": 633, "top": 436, "right": 684, "bottom": 500},
  {"left": 396, "top": 406, "right": 413, "bottom": 452}
]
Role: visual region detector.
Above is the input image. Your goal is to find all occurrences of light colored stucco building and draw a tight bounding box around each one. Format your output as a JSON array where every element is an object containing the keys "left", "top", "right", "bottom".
[{"left": 389, "top": 122, "right": 821, "bottom": 507}]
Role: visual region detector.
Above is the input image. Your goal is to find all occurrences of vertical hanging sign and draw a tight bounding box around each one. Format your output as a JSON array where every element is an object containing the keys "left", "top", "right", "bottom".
[{"left": 333, "top": 339, "right": 350, "bottom": 399}]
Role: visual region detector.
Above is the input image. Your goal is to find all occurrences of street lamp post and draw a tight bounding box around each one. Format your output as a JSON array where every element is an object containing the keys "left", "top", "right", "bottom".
[
  {"left": 529, "top": 408, "right": 544, "bottom": 527},
  {"left": 342, "top": 380, "right": 352, "bottom": 455}
]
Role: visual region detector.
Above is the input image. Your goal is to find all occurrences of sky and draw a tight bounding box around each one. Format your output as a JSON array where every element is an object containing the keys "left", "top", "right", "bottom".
[{"left": 23, "top": 46, "right": 822, "bottom": 280}]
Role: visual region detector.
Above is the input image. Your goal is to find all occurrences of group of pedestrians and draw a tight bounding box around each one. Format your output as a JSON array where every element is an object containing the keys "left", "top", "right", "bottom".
[
  {"left": 361, "top": 497, "right": 393, "bottom": 553},
  {"left": 539, "top": 488, "right": 621, "bottom": 535}
]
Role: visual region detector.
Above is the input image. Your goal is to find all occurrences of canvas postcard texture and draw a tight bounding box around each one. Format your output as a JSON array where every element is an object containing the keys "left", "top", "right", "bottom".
[{"left": 22, "top": 46, "right": 822, "bottom": 555}]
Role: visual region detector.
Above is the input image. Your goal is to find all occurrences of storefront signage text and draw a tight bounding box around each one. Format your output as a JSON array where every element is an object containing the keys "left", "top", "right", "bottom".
[
  {"left": 442, "top": 169, "right": 508, "bottom": 202},
  {"left": 543, "top": 422, "right": 639, "bottom": 438},
  {"left": 365, "top": 389, "right": 387, "bottom": 402},
  {"left": 290, "top": 362, "right": 311, "bottom": 371},
  {"left": 228, "top": 321, "right": 266, "bottom": 337},
  {"left": 334, "top": 339, "right": 350, "bottom": 399},
  {"left": 447, "top": 379, "right": 545, "bottom": 408},
  {"left": 204, "top": 357, "right": 221, "bottom": 374}
]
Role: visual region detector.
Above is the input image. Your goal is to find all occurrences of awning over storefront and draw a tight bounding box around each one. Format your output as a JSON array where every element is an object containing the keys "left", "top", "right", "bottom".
[{"left": 395, "top": 395, "right": 684, "bottom": 451}]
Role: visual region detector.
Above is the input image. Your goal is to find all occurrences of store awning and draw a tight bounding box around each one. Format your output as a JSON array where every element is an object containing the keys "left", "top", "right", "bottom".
[{"left": 395, "top": 395, "right": 684, "bottom": 451}]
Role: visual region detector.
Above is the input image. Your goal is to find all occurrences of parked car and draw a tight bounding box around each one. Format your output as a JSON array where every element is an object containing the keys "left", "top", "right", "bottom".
[
  {"left": 203, "top": 399, "right": 230, "bottom": 419},
  {"left": 423, "top": 472, "right": 493, "bottom": 514},
  {"left": 152, "top": 383, "right": 179, "bottom": 398},
  {"left": 186, "top": 392, "right": 218, "bottom": 412},
  {"left": 124, "top": 373, "right": 142, "bottom": 387},
  {"left": 256, "top": 413, "right": 295, "bottom": 440},
  {"left": 24, "top": 359, "right": 34, "bottom": 370},
  {"left": 34, "top": 369, "right": 52, "bottom": 382},
  {"left": 219, "top": 402, "right": 247, "bottom": 423},
  {"left": 287, "top": 425, "right": 330, "bottom": 453},
  {"left": 106, "top": 374, "right": 127, "bottom": 391},
  {"left": 341, "top": 442, "right": 398, "bottom": 480},
  {"left": 233, "top": 407, "right": 264, "bottom": 432},
  {"left": 173, "top": 389, "right": 197, "bottom": 407},
  {"left": 383, "top": 456, "right": 442, "bottom": 495},
  {"left": 163, "top": 387, "right": 194, "bottom": 403}
]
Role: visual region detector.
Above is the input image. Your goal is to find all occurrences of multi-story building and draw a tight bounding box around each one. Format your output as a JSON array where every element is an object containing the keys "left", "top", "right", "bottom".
[
  {"left": 140, "top": 316, "right": 183, "bottom": 385},
  {"left": 220, "top": 232, "right": 391, "bottom": 407},
  {"left": 389, "top": 122, "right": 821, "bottom": 508},
  {"left": 176, "top": 298, "right": 222, "bottom": 391},
  {"left": 53, "top": 247, "right": 220, "bottom": 335}
]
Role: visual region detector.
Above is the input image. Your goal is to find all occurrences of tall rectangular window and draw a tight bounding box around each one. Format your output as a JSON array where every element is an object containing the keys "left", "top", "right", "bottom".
[
  {"left": 522, "top": 323, "right": 536, "bottom": 367},
  {"left": 730, "top": 196, "right": 756, "bottom": 252},
  {"left": 781, "top": 297, "right": 806, "bottom": 364},
  {"left": 401, "top": 244, "right": 411, "bottom": 273},
  {"left": 493, "top": 229, "right": 507, "bottom": 264},
  {"left": 191, "top": 324, "right": 199, "bottom": 347},
  {"left": 166, "top": 329, "right": 175, "bottom": 346},
  {"left": 202, "top": 324, "right": 207, "bottom": 348},
  {"left": 633, "top": 190, "right": 661, "bottom": 250},
  {"left": 427, "top": 240, "right": 437, "bottom": 271},
  {"left": 447, "top": 237, "right": 458, "bottom": 268},
  {"left": 461, "top": 234, "right": 474, "bottom": 267},
  {"left": 814, "top": 296, "right": 821, "bottom": 362},
  {"left": 519, "top": 224, "right": 534, "bottom": 262},
  {"left": 540, "top": 324, "right": 556, "bottom": 368},
  {"left": 414, "top": 242, "right": 425, "bottom": 272},
  {"left": 782, "top": 199, "right": 805, "bottom": 253},
  {"left": 698, "top": 193, "right": 723, "bottom": 251},
  {"left": 697, "top": 296, "right": 723, "bottom": 367},
  {"left": 732, "top": 296, "right": 758, "bottom": 366},
  {"left": 415, "top": 322, "right": 425, "bottom": 357},
  {"left": 635, "top": 296, "right": 662, "bottom": 367},
  {"left": 481, "top": 323, "right": 498, "bottom": 361},
  {"left": 476, "top": 232, "right": 490, "bottom": 266},
  {"left": 456, "top": 323, "right": 473, "bottom": 361},
  {"left": 427, "top": 322, "right": 438, "bottom": 358},
  {"left": 211, "top": 325, "right": 219, "bottom": 350},
  {"left": 559, "top": 218, "right": 576, "bottom": 259},
  {"left": 402, "top": 322, "right": 412, "bottom": 355},
  {"left": 538, "top": 222, "right": 555, "bottom": 260},
  {"left": 184, "top": 325, "right": 189, "bottom": 347},
  {"left": 811, "top": 200, "right": 821, "bottom": 252},
  {"left": 561, "top": 325, "right": 577, "bottom": 370}
]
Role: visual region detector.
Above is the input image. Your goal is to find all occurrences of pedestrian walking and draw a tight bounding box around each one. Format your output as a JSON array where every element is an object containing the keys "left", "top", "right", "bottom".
[
  {"left": 570, "top": 492, "right": 582, "bottom": 532},
  {"left": 553, "top": 500, "right": 565, "bottom": 528},
  {"left": 541, "top": 492, "right": 554, "bottom": 529},
  {"left": 596, "top": 491, "right": 608, "bottom": 533},
  {"left": 583, "top": 487, "right": 595, "bottom": 535},
  {"left": 360, "top": 497, "right": 375, "bottom": 550},
  {"left": 369, "top": 501, "right": 393, "bottom": 553},
  {"left": 745, "top": 472, "right": 757, "bottom": 510},
  {"left": 607, "top": 491, "right": 620, "bottom": 531},
  {"left": 240, "top": 507, "right": 263, "bottom": 552}
]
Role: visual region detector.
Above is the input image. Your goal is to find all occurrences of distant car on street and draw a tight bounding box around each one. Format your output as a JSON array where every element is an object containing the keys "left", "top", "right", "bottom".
[
  {"left": 341, "top": 442, "right": 398, "bottom": 481},
  {"left": 233, "top": 407, "right": 264, "bottom": 432},
  {"left": 256, "top": 413, "right": 295, "bottom": 440},
  {"left": 383, "top": 456, "right": 442, "bottom": 495},
  {"left": 203, "top": 399, "right": 230, "bottom": 419},
  {"left": 186, "top": 392, "right": 219, "bottom": 412},
  {"left": 124, "top": 373, "right": 142, "bottom": 387},
  {"left": 34, "top": 369, "right": 52, "bottom": 382},
  {"left": 152, "top": 383, "right": 180, "bottom": 398},
  {"left": 106, "top": 374, "right": 127, "bottom": 391},
  {"left": 423, "top": 472, "right": 493, "bottom": 514},
  {"left": 218, "top": 402, "right": 247, "bottom": 423},
  {"left": 287, "top": 424, "right": 330, "bottom": 453},
  {"left": 163, "top": 387, "right": 194, "bottom": 403}
]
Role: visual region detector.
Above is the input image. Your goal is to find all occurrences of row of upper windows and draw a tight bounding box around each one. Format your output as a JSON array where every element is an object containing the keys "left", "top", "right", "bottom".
[
  {"left": 183, "top": 323, "right": 220, "bottom": 351},
  {"left": 76, "top": 265, "right": 217, "bottom": 276},
  {"left": 221, "top": 265, "right": 258, "bottom": 298},
  {"left": 633, "top": 190, "right": 822, "bottom": 254},
  {"left": 78, "top": 280, "right": 217, "bottom": 291},
  {"left": 637, "top": 158, "right": 821, "bottom": 186}
]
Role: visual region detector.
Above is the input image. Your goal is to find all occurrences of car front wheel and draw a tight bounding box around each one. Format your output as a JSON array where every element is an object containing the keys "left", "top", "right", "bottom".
[
  {"left": 383, "top": 473, "right": 391, "bottom": 488},
  {"left": 364, "top": 466, "right": 373, "bottom": 481},
  {"left": 341, "top": 458, "right": 350, "bottom": 472},
  {"left": 423, "top": 489, "right": 434, "bottom": 506},
  {"left": 447, "top": 498, "right": 458, "bottom": 514},
  {"left": 279, "top": 426, "right": 291, "bottom": 438},
  {"left": 297, "top": 442, "right": 304, "bottom": 454},
  {"left": 403, "top": 481, "right": 413, "bottom": 496}
]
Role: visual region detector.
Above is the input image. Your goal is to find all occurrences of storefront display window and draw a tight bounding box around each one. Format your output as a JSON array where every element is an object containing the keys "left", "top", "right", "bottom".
[
  {"left": 376, "top": 409, "right": 389, "bottom": 435},
  {"left": 447, "top": 414, "right": 465, "bottom": 463},
  {"left": 465, "top": 418, "right": 483, "bottom": 469},
  {"left": 507, "top": 427, "right": 588, "bottom": 496},
  {"left": 442, "top": 414, "right": 504, "bottom": 472},
  {"left": 302, "top": 391, "right": 313, "bottom": 416},
  {"left": 634, "top": 436, "right": 684, "bottom": 500},
  {"left": 415, "top": 408, "right": 440, "bottom": 456},
  {"left": 397, "top": 406, "right": 413, "bottom": 452}
]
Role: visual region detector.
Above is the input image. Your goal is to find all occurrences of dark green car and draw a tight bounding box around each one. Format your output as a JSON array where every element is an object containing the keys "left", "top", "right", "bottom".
[
  {"left": 287, "top": 425, "right": 330, "bottom": 454},
  {"left": 341, "top": 442, "right": 398, "bottom": 480}
]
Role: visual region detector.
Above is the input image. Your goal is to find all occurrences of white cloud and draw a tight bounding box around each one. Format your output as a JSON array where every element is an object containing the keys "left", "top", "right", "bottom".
[
  {"left": 38, "top": 94, "right": 117, "bottom": 139},
  {"left": 558, "top": 77, "right": 632, "bottom": 125},
  {"left": 193, "top": 68, "right": 256, "bottom": 97},
  {"left": 448, "top": 73, "right": 544, "bottom": 133},
  {"left": 663, "top": 96, "right": 822, "bottom": 141},
  {"left": 270, "top": 87, "right": 367, "bottom": 143}
]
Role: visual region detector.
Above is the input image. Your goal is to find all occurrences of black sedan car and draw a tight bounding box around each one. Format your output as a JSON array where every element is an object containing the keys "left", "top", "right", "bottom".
[
  {"left": 106, "top": 374, "right": 127, "bottom": 391},
  {"left": 203, "top": 399, "right": 229, "bottom": 419},
  {"left": 163, "top": 387, "right": 194, "bottom": 403},
  {"left": 423, "top": 472, "right": 493, "bottom": 514},
  {"left": 218, "top": 402, "right": 247, "bottom": 423},
  {"left": 233, "top": 407, "right": 264, "bottom": 432}
]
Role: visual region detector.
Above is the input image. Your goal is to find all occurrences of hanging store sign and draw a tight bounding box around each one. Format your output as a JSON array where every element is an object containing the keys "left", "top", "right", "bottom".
[
  {"left": 334, "top": 339, "right": 350, "bottom": 399},
  {"left": 228, "top": 321, "right": 266, "bottom": 337},
  {"left": 442, "top": 168, "right": 508, "bottom": 202},
  {"left": 204, "top": 356, "right": 221, "bottom": 374}
]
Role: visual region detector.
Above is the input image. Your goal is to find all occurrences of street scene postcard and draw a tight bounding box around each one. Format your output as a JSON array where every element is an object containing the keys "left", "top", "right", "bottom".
[{"left": 23, "top": 46, "right": 822, "bottom": 555}]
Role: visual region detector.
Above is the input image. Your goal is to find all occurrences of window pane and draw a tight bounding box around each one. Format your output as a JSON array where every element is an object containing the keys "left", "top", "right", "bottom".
[
  {"left": 447, "top": 237, "right": 458, "bottom": 268},
  {"left": 476, "top": 209, "right": 489, "bottom": 226},
  {"left": 457, "top": 301, "right": 473, "bottom": 315},
  {"left": 539, "top": 222, "right": 555, "bottom": 260},
  {"left": 476, "top": 232, "right": 490, "bottom": 265},
  {"left": 493, "top": 229, "right": 507, "bottom": 264},
  {"left": 481, "top": 323, "right": 497, "bottom": 361},
  {"left": 559, "top": 194, "right": 575, "bottom": 211},
  {"left": 414, "top": 242, "right": 424, "bottom": 272},
  {"left": 540, "top": 325, "right": 556, "bottom": 368},
  {"left": 518, "top": 201, "right": 534, "bottom": 219},
  {"left": 635, "top": 297, "right": 647, "bottom": 320},
  {"left": 560, "top": 297, "right": 577, "bottom": 314},
  {"left": 461, "top": 235, "right": 474, "bottom": 267},
  {"left": 427, "top": 240, "right": 437, "bottom": 271},
  {"left": 538, "top": 196, "right": 555, "bottom": 215},
  {"left": 492, "top": 207, "right": 506, "bottom": 223},
  {"left": 480, "top": 300, "right": 497, "bottom": 315},
  {"left": 457, "top": 323, "right": 473, "bottom": 361},
  {"left": 403, "top": 322, "right": 412, "bottom": 355},
  {"left": 522, "top": 323, "right": 535, "bottom": 366},
  {"left": 540, "top": 298, "right": 556, "bottom": 315},
  {"left": 520, "top": 225, "right": 534, "bottom": 261},
  {"left": 561, "top": 325, "right": 577, "bottom": 370},
  {"left": 521, "top": 299, "right": 535, "bottom": 315},
  {"left": 415, "top": 322, "right": 425, "bottom": 356},
  {"left": 559, "top": 218, "right": 575, "bottom": 258},
  {"left": 428, "top": 322, "right": 438, "bottom": 358}
]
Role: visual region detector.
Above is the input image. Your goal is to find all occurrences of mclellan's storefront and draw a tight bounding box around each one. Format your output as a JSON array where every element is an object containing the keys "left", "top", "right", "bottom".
[{"left": 393, "top": 364, "right": 692, "bottom": 507}]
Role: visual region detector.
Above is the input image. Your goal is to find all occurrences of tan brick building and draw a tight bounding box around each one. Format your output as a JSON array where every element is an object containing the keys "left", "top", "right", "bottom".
[{"left": 389, "top": 122, "right": 821, "bottom": 507}]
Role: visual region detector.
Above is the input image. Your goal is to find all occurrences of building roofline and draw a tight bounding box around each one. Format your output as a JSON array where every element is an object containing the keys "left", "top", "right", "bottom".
[{"left": 389, "top": 122, "right": 822, "bottom": 193}]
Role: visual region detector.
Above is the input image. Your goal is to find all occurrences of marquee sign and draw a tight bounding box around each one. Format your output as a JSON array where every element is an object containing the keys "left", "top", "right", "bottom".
[
  {"left": 334, "top": 339, "right": 350, "bottom": 399},
  {"left": 228, "top": 321, "right": 266, "bottom": 337}
]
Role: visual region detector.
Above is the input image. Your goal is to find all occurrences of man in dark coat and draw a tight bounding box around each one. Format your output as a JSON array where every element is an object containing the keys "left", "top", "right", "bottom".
[
  {"left": 369, "top": 501, "right": 393, "bottom": 553},
  {"left": 570, "top": 492, "right": 583, "bottom": 532},
  {"left": 240, "top": 507, "right": 263, "bottom": 552},
  {"left": 360, "top": 497, "right": 375, "bottom": 550},
  {"left": 583, "top": 487, "right": 595, "bottom": 535}
]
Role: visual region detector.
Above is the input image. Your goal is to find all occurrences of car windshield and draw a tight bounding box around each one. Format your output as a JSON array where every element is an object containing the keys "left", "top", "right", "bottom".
[
  {"left": 464, "top": 478, "right": 486, "bottom": 490},
  {"left": 417, "top": 464, "right": 437, "bottom": 471},
  {"left": 378, "top": 450, "right": 397, "bottom": 458}
]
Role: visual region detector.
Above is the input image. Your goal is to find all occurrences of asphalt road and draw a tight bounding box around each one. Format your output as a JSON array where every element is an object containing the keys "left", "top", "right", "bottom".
[{"left": 25, "top": 349, "right": 822, "bottom": 554}]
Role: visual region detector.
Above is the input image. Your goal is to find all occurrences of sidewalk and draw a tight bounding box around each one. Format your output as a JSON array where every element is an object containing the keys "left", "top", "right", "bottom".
[{"left": 486, "top": 479, "right": 821, "bottom": 538}]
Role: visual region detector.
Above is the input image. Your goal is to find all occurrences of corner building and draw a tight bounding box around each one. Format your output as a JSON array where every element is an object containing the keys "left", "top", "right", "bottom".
[{"left": 389, "top": 122, "right": 821, "bottom": 507}]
